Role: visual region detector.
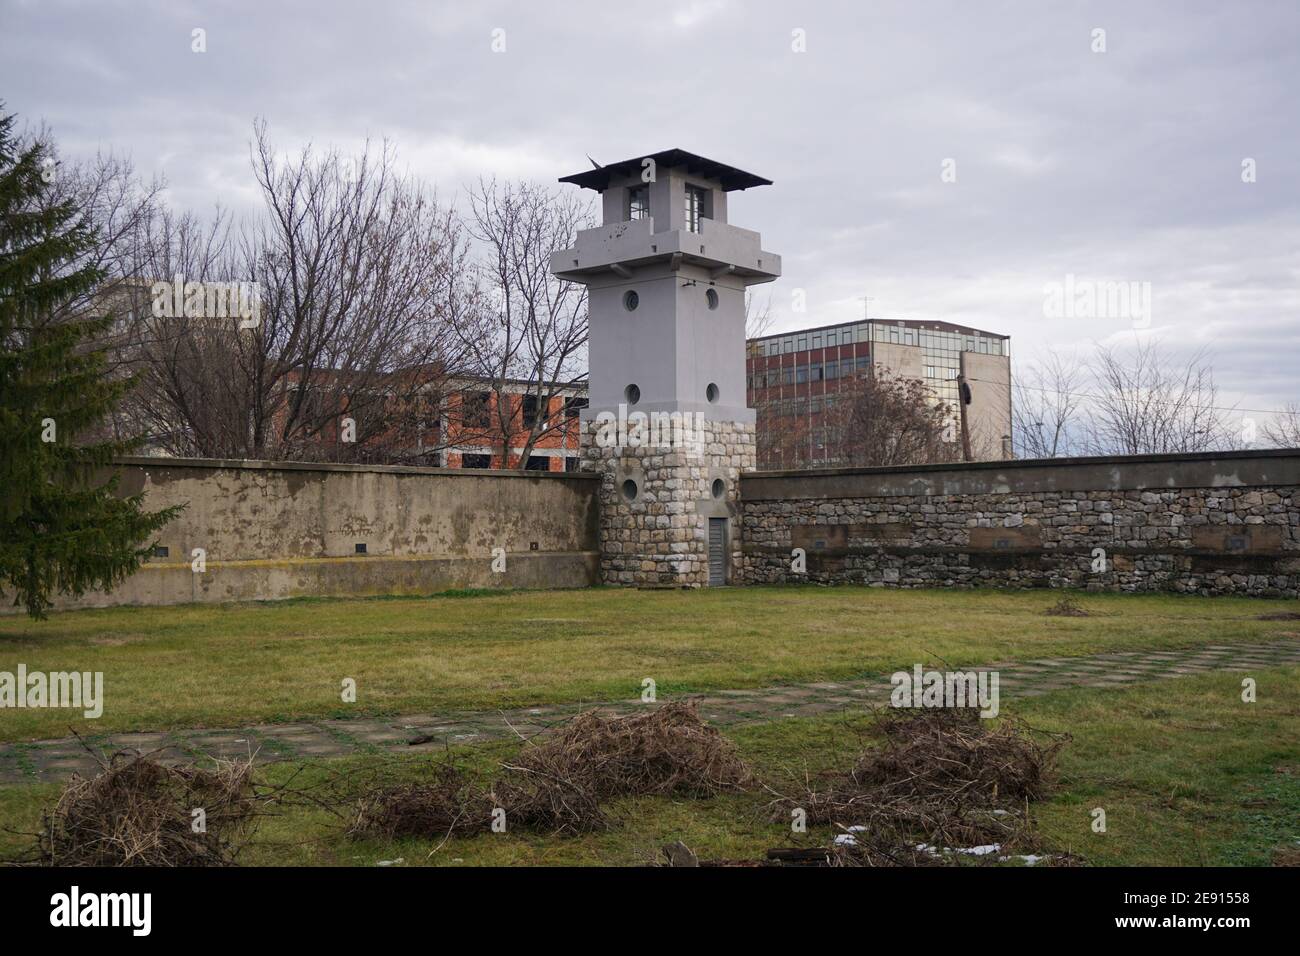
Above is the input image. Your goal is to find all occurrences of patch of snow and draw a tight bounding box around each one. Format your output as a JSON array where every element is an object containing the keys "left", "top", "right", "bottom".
[
  {"left": 834, "top": 826, "right": 866, "bottom": 846},
  {"left": 915, "top": 842, "right": 1000, "bottom": 857}
]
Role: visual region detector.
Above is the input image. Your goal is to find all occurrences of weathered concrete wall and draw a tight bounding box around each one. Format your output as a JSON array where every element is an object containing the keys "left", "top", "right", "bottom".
[
  {"left": 10, "top": 457, "right": 600, "bottom": 611},
  {"left": 962, "top": 350, "right": 1012, "bottom": 460},
  {"left": 740, "top": 449, "right": 1300, "bottom": 597}
]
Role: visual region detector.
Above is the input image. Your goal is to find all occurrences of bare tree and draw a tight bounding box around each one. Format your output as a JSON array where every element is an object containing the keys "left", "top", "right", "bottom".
[
  {"left": 831, "top": 369, "right": 960, "bottom": 467},
  {"left": 1263, "top": 402, "right": 1300, "bottom": 447},
  {"left": 116, "top": 204, "right": 240, "bottom": 455},
  {"left": 116, "top": 122, "right": 474, "bottom": 463},
  {"left": 744, "top": 290, "right": 774, "bottom": 340},
  {"left": 457, "top": 178, "right": 592, "bottom": 468},
  {"left": 1085, "top": 339, "right": 1232, "bottom": 455},
  {"left": 1012, "top": 348, "right": 1088, "bottom": 459},
  {"left": 756, "top": 368, "right": 958, "bottom": 470}
]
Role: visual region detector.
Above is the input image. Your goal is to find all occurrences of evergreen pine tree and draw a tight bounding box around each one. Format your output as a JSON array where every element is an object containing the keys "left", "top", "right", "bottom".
[{"left": 0, "top": 107, "right": 179, "bottom": 617}]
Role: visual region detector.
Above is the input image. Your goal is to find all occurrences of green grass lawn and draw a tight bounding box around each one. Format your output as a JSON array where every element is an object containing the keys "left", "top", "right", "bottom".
[
  {"left": 1, "top": 585, "right": 1297, "bottom": 741},
  {"left": 2, "top": 665, "right": 1294, "bottom": 866}
]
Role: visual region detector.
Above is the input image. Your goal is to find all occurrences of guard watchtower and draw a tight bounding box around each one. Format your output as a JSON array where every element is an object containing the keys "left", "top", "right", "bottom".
[{"left": 554, "top": 149, "right": 780, "bottom": 586}]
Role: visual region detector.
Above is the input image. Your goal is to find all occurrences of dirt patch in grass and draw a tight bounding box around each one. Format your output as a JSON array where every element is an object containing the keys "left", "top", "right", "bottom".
[
  {"left": 1257, "top": 612, "right": 1300, "bottom": 622},
  {"left": 1045, "top": 596, "right": 1090, "bottom": 617},
  {"left": 1271, "top": 845, "right": 1300, "bottom": 866}
]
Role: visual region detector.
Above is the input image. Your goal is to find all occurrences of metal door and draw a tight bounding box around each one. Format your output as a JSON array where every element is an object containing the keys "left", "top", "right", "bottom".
[{"left": 708, "top": 518, "right": 726, "bottom": 586}]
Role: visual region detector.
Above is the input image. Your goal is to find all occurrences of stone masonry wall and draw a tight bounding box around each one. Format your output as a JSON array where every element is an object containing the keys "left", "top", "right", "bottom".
[
  {"left": 582, "top": 417, "right": 754, "bottom": 586},
  {"left": 740, "top": 450, "right": 1300, "bottom": 597}
]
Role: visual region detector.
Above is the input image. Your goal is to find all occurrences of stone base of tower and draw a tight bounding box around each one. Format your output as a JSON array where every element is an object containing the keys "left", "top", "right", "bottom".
[{"left": 581, "top": 417, "right": 755, "bottom": 587}]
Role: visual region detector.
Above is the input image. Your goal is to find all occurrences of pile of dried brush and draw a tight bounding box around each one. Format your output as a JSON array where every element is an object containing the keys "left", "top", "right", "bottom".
[
  {"left": 849, "top": 707, "right": 1060, "bottom": 805},
  {"left": 350, "top": 761, "right": 498, "bottom": 840},
  {"left": 505, "top": 701, "right": 752, "bottom": 800},
  {"left": 774, "top": 708, "right": 1067, "bottom": 867},
  {"left": 350, "top": 701, "right": 751, "bottom": 840},
  {"left": 32, "top": 750, "right": 257, "bottom": 866}
]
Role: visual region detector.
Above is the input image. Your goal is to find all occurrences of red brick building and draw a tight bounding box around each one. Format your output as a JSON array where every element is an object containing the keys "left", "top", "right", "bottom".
[
  {"left": 276, "top": 369, "right": 587, "bottom": 471},
  {"left": 439, "top": 377, "right": 587, "bottom": 471}
]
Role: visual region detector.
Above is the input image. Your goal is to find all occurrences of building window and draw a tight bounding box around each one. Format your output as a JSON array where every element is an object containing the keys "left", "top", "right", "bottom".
[
  {"left": 525, "top": 455, "right": 550, "bottom": 471},
  {"left": 565, "top": 456, "right": 581, "bottom": 472},
  {"left": 684, "top": 184, "right": 707, "bottom": 233},
  {"left": 628, "top": 184, "right": 649, "bottom": 220},
  {"left": 462, "top": 454, "right": 491, "bottom": 469},
  {"left": 462, "top": 391, "right": 491, "bottom": 429},
  {"left": 564, "top": 396, "right": 588, "bottom": 419},
  {"left": 521, "top": 394, "right": 541, "bottom": 427}
]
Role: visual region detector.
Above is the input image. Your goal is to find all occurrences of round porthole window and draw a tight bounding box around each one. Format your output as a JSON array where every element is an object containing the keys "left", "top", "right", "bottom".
[
  {"left": 706, "top": 288, "right": 719, "bottom": 310},
  {"left": 706, "top": 382, "right": 720, "bottom": 403},
  {"left": 623, "top": 290, "right": 639, "bottom": 311},
  {"left": 624, "top": 383, "right": 641, "bottom": 405},
  {"left": 711, "top": 478, "right": 725, "bottom": 499},
  {"left": 622, "top": 479, "right": 638, "bottom": 502}
]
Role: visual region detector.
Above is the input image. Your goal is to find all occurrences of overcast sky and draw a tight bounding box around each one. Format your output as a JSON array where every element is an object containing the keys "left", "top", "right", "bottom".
[{"left": 3, "top": 0, "right": 1297, "bottom": 424}]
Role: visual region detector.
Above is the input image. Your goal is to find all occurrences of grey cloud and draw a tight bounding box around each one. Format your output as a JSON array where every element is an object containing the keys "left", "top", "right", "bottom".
[{"left": 1, "top": 0, "right": 1296, "bottom": 416}]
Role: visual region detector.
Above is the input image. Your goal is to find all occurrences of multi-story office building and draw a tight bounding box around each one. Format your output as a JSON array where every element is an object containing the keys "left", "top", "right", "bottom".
[{"left": 746, "top": 318, "right": 1012, "bottom": 468}]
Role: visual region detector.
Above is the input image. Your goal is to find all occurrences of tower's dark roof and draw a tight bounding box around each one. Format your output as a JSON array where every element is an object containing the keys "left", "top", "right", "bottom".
[{"left": 559, "top": 148, "right": 772, "bottom": 192}]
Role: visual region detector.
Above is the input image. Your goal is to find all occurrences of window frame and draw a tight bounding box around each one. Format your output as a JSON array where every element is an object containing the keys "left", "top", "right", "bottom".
[
  {"left": 684, "top": 184, "right": 707, "bottom": 233},
  {"left": 627, "top": 184, "right": 649, "bottom": 221}
]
